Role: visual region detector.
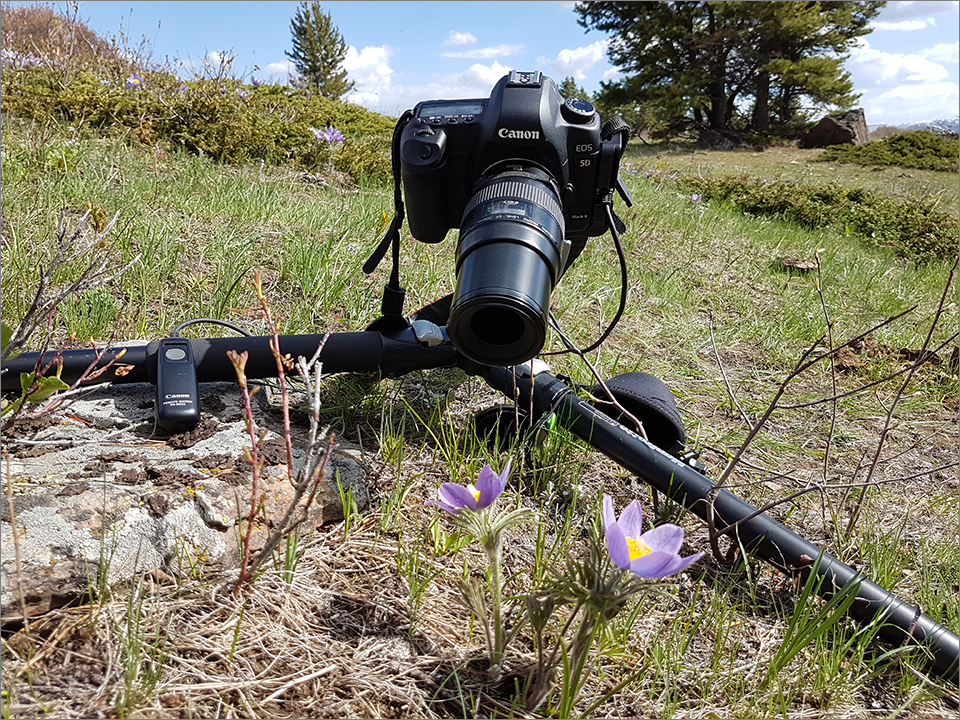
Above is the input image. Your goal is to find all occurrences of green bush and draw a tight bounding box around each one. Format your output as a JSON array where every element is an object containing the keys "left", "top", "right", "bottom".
[
  {"left": 677, "top": 174, "right": 958, "bottom": 264},
  {"left": 816, "top": 130, "right": 959, "bottom": 172},
  {"left": 0, "top": 64, "right": 394, "bottom": 182}
]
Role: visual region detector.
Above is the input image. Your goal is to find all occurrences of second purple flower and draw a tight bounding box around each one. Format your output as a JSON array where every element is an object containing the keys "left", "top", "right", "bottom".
[
  {"left": 311, "top": 125, "right": 345, "bottom": 143},
  {"left": 427, "top": 459, "right": 512, "bottom": 514},
  {"left": 602, "top": 494, "right": 702, "bottom": 578}
]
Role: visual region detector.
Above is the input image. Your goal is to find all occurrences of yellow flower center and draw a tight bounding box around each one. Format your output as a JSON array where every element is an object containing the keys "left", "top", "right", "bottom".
[
  {"left": 468, "top": 484, "right": 480, "bottom": 502},
  {"left": 626, "top": 536, "right": 651, "bottom": 561}
]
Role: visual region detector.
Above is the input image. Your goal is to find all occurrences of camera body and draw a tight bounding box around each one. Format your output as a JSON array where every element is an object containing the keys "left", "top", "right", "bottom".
[
  {"left": 397, "top": 71, "right": 629, "bottom": 367},
  {"left": 399, "top": 70, "right": 617, "bottom": 245}
]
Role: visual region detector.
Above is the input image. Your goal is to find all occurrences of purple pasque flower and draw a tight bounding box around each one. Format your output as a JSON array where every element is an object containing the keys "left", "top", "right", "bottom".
[
  {"left": 250, "top": 75, "right": 262, "bottom": 86},
  {"left": 691, "top": 193, "right": 702, "bottom": 203},
  {"left": 125, "top": 73, "right": 145, "bottom": 89},
  {"left": 427, "top": 459, "right": 512, "bottom": 514},
  {"left": 236, "top": 88, "right": 249, "bottom": 98},
  {"left": 602, "top": 494, "right": 702, "bottom": 578},
  {"left": 311, "top": 125, "right": 345, "bottom": 143}
]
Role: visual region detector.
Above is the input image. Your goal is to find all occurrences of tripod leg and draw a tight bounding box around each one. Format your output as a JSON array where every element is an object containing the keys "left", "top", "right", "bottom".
[{"left": 481, "top": 364, "right": 960, "bottom": 683}]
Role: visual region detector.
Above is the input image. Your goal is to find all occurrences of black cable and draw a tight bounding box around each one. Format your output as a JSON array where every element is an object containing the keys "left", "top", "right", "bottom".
[
  {"left": 543, "top": 200, "right": 629, "bottom": 357},
  {"left": 169, "top": 318, "right": 252, "bottom": 338}
]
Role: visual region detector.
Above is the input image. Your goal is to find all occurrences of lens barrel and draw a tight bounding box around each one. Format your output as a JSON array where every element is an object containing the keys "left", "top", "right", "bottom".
[{"left": 447, "top": 170, "right": 565, "bottom": 366}]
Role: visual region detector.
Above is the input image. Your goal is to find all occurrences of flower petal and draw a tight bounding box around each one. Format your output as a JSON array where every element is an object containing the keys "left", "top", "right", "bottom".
[
  {"left": 437, "top": 483, "right": 478, "bottom": 512},
  {"left": 617, "top": 499, "right": 644, "bottom": 539},
  {"left": 607, "top": 523, "right": 632, "bottom": 569},
  {"left": 659, "top": 552, "right": 703, "bottom": 577},
  {"left": 475, "top": 459, "right": 510, "bottom": 508},
  {"left": 638, "top": 523, "right": 684, "bottom": 556},
  {"left": 630, "top": 550, "right": 704, "bottom": 579},
  {"left": 628, "top": 550, "right": 677, "bottom": 577},
  {"left": 603, "top": 497, "right": 631, "bottom": 569},
  {"left": 602, "top": 494, "right": 617, "bottom": 531}
]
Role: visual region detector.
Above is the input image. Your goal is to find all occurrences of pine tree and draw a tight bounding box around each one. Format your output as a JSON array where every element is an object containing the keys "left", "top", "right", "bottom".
[
  {"left": 575, "top": 1, "right": 885, "bottom": 135},
  {"left": 559, "top": 76, "right": 590, "bottom": 102},
  {"left": 286, "top": 2, "right": 354, "bottom": 99}
]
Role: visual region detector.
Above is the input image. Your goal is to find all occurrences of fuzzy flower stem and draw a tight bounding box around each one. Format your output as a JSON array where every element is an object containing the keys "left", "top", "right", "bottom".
[
  {"left": 526, "top": 598, "right": 587, "bottom": 712},
  {"left": 484, "top": 532, "right": 504, "bottom": 676}
]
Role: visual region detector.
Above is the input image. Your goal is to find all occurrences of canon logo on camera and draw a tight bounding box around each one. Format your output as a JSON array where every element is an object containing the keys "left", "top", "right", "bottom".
[{"left": 498, "top": 127, "right": 541, "bottom": 140}]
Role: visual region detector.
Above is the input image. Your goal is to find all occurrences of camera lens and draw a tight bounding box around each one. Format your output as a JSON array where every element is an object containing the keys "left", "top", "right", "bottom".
[{"left": 447, "top": 167, "right": 565, "bottom": 366}]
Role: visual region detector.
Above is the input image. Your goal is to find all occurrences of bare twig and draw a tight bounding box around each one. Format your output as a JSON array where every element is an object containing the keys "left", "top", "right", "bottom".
[
  {"left": 844, "top": 258, "right": 958, "bottom": 536},
  {"left": 709, "top": 311, "right": 753, "bottom": 429},
  {"left": 231, "top": 271, "right": 335, "bottom": 589},
  {"left": 813, "top": 251, "right": 839, "bottom": 486},
  {"left": 2, "top": 207, "right": 140, "bottom": 363},
  {"left": 228, "top": 348, "right": 264, "bottom": 592},
  {"left": 703, "top": 258, "right": 957, "bottom": 563}
]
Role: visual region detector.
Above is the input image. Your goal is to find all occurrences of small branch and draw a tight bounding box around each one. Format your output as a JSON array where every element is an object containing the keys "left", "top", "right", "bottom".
[
  {"left": 710, "top": 311, "right": 753, "bottom": 429},
  {"left": 813, "top": 251, "right": 839, "bottom": 485},
  {"left": 845, "top": 258, "right": 958, "bottom": 536},
  {"left": 229, "top": 350, "right": 264, "bottom": 592}
]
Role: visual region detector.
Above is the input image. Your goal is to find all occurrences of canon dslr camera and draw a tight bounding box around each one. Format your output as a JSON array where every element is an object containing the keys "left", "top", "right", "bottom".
[{"left": 399, "top": 70, "right": 631, "bottom": 367}]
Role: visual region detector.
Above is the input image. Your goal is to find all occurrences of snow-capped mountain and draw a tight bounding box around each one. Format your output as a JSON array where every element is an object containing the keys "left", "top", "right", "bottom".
[{"left": 893, "top": 118, "right": 959, "bottom": 134}]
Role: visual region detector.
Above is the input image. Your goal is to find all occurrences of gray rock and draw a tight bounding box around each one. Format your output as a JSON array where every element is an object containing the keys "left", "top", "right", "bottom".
[
  {"left": 1, "top": 382, "right": 370, "bottom": 625},
  {"left": 801, "top": 108, "right": 869, "bottom": 148}
]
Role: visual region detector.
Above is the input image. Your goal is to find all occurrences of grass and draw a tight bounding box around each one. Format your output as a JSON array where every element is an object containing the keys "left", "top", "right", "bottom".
[{"left": 2, "top": 48, "right": 959, "bottom": 720}]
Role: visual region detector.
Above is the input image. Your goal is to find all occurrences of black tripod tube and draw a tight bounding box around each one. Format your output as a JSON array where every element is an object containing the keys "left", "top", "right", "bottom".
[
  {"left": 484, "top": 366, "right": 960, "bottom": 683},
  {"left": 1, "top": 329, "right": 461, "bottom": 392}
]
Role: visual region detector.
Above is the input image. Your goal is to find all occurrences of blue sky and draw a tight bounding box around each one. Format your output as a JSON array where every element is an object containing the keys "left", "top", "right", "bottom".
[{"left": 38, "top": 1, "right": 960, "bottom": 125}]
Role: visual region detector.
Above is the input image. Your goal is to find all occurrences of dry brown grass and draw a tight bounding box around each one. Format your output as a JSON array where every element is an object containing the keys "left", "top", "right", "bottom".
[
  {"left": 2, "top": 359, "right": 957, "bottom": 718},
  {"left": 0, "top": 3, "right": 131, "bottom": 73}
]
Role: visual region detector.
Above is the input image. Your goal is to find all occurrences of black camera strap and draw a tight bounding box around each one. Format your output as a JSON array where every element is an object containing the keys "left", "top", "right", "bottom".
[
  {"left": 363, "top": 110, "right": 415, "bottom": 327},
  {"left": 363, "top": 110, "right": 414, "bottom": 277}
]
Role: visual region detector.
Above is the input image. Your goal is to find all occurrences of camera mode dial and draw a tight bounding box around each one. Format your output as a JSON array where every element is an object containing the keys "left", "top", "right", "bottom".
[{"left": 561, "top": 97, "right": 596, "bottom": 124}]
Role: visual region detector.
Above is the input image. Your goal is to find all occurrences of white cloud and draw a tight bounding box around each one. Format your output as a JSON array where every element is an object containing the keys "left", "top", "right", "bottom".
[
  {"left": 845, "top": 38, "right": 958, "bottom": 124},
  {"left": 441, "top": 31, "right": 477, "bottom": 47},
  {"left": 923, "top": 41, "right": 960, "bottom": 63},
  {"left": 848, "top": 39, "right": 948, "bottom": 86},
  {"left": 873, "top": 1, "right": 956, "bottom": 22},
  {"left": 536, "top": 40, "right": 608, "bottom": 81},
  {"left": 857, "top": 81, "right": 959, "bottom": 125},
  {"left": 454, "top": 61, "right": 513, "bottom": 91},
  {"left": 262, "top": 60, "right": 295, "bottom": 80},
  {"left": 344, "top": 45, "right": 394, "bottom": 84},
  {"left": 602, "top": 68, "right": 622, "bottom": 82},
  {"left": 340, "top": 45, "right": 395, "bottom": 105},
  {"left": 442, "top": 44, "right": 524, "bottom": 60},
  {"left": 872, "top": 18, "right": 935, "bottom": 31},
  {"left": 343, "top": 61, "right": 514, "bottom": 116}
]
